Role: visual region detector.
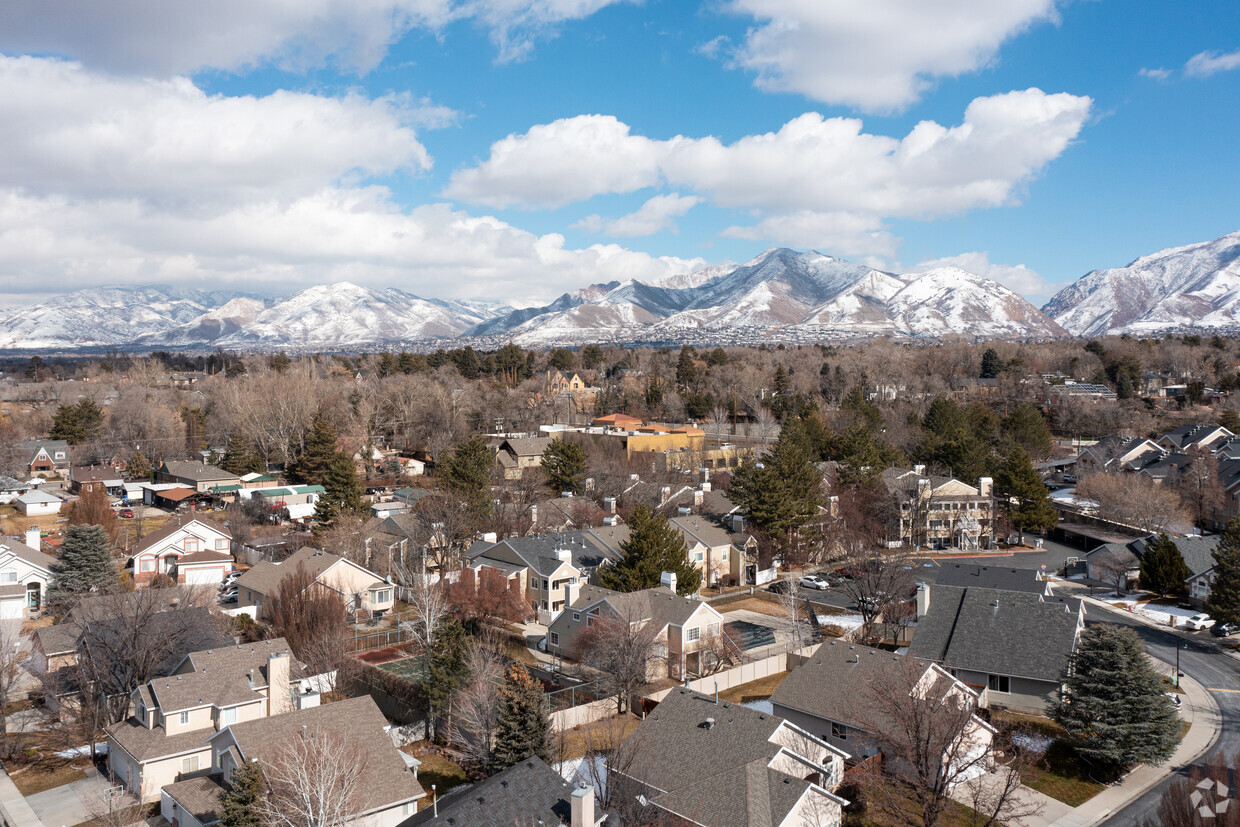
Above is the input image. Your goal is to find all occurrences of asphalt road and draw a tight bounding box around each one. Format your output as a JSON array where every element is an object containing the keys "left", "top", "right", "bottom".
[{"left": 1087, "top": 610, "right": 1240, "bottom": 826}]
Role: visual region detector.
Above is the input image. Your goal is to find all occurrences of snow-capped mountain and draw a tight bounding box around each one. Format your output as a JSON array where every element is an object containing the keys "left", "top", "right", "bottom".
[
  {"left": 0, "top": 286, "right": 246, "bottom": 349},
  {"left": 1044, "top": 229, "right": 1240, "bottom": 336},
  {"left": 470, "top": 249, "right": 1065, "bottom": 345}
]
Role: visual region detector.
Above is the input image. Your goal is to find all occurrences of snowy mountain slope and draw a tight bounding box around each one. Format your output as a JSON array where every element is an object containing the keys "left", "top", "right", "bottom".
[
  {"left": 1043, "top": 229, "right": 1240, "bottom": 336},
  {"left": 215, "top": 283, "right": 502, "bottom": 346},
  {"left": 0, "top": 286, "right": 244, "bottom": 348},
  {"left": 135, "top": 297, "right": 270, "bottom": 346},
  {"left": 480, "top": 249, "right": 1063, "bottom": 344}
]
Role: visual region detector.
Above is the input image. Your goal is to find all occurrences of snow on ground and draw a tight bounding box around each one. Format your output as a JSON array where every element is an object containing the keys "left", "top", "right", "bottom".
[
  {"left": 743, "top": 699, "right": 774, "bottom": 714},
  {"left": 819, "top": 614, "right": 864, "bottom": 631},
  {"left": 1012, "top": 733, "right": 1052, "bottom": 754},
  {"left": 56, "top": 743, "right": 107, "bottom": 759},
  {"left": 1095, "top": 596, "right": 1205, "bottom": 626},
  {"left": 559, "top": 755, "right": 605, "bottom": 797}
]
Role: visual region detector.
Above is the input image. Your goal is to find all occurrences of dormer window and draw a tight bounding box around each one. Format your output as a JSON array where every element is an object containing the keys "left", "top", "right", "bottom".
[
  {"left": 184, "top": 538, "right": 199, "bottom": 552},
  {"left": 179, "top": 711, "right": 189, "bottom": 725}
]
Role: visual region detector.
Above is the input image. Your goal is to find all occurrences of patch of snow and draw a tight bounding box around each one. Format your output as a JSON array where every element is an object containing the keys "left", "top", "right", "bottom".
[
  {"left": 819, "top": 613, "right": 864, "bottom": 630},
  {"left": 1012, "top": 733, "right": 1052, "bottom": 753},
  {"left": 56, "top": 742, "right": 107, "bottom": 758},
  {"left": 559, "top": 755, "right": 605, "bottom": 798},
  {"left": 742, "top": 699, "right": 774, "bottom": 714}
]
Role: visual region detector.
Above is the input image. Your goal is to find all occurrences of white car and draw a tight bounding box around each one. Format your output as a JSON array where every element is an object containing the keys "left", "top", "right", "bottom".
[
  {"left": 798, "top": 574, "right": 830, "bottom": 591},
  {"left": 1185, "top": 614, "right": 1215, "bottom": 630}
]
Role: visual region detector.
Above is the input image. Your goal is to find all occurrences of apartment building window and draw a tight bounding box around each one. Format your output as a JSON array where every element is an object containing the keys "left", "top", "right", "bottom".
[
  {"left": 542, "top": 579, "right": 549, "bottom": 590},
  {"left": 988, "top": 674, "right": 1010, "bottom": 693},
  {"left": 181, "top": 756, "right": 199, "bottom": 774},
  {"left": 572, "top": 612, "right": 580, "bottom": 621},
  {"left": 831, "top": 722, "right": 847, "bottom": 740},
  {"left": 685, "top": 627, "right": 700, "bottom": 642},
  {"left": 549, "top": 632, "right": 559, "bottom": 646},
  {"left": 721, "top": 550, "right": 727, "bottom": 561}
]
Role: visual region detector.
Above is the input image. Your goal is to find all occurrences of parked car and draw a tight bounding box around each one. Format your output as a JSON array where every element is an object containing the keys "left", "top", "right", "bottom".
[
  {"left": 798, "top": 574, "right": 831, "bottom": 591},
  {"left": 218, "top": 588, "right": 238, "bottom": 603},
  {"left": 119, "top": 509, "right": 134, "bottom": 519},
  {"left": 1211, "top": 622, "right": 1239, "bottom": 637},
  {"left": 768, "top": 580, "right": 792, "bottom": 595},
  {"left": 1185, "top": 614, "right": 1215, "bottom": 630}
]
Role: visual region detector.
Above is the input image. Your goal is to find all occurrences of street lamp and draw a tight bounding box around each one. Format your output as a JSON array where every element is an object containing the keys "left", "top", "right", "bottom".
[{"left": 1175, "top": 641, "right": 1187, "bottom": 687}]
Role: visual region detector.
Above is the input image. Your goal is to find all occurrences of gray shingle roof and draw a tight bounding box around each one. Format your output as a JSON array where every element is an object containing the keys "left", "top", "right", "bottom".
[
  {"left": 934, "top": 564, "right": 1051, "bottom": 595},
  {"left": 468, "top": 530, "right": 623, "bottom": 577},
  {"left": 161, "top": 461, "right": 239, "bottom": 482},
  {"left": 107, "top": 717, "right": 212, "bottom": 762},
  {"left": 162, "top": 774, "right": 225, "bottom": 825},
  {"left": 234, "top": 546, "right": 339, "bottom": 596},
  {"left": 402, "top": 757, "right": 604, "bottom": 826},
  {"left": 620, "top": 688, "right": 830, "bottom": 827},
  {"left": 770, "top": 641, "right": 917, "bottom": 730},
  {"left": 222, "top": 696, "right": 424, "bottom": 812},
  {"left": 908, "top": 585, "right": 1081, "bottom": 683}
]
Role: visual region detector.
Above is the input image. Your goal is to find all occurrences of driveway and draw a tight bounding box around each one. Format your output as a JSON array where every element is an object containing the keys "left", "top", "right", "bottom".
[{"left": 25, "top": 765, "right": 114, "bottom": 827}]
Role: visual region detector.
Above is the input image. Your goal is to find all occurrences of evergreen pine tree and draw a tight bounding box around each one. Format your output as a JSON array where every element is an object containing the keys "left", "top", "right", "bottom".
[
  {"left": 323, "top": 452, "right": 364, "bottom": 513},
  {"left": 729, "top": 420, "right": 824, "bottom": 548},
  {"left": 443, "top": 437, "right": 494, "bottom": 520},
  {"left": 1139, "top": 534, "right": 1191, "bottom": 597},
  {"left": 1206, "top": 516, "right": 1240, "bottom": 625},
  {"left": 1220, "top": 409, "right": 1240, "bottom": 434},
  {"left": 425, "top": 620, "right": 470, "bottom": 739},
  {"left": 48, "top": 524, "right": 118, "bottom": 612},
  {"left": 492, "top": 664, "right": 550, "bottom": 769},
  {"left": 218, "top": 759, "right": 264, "bottom": 827},
  {"left": 288, "top": 417, "right": 339, "bottom": 486},
  {"left": 995, "top": 446, "right": 1057, "bottom": 543},
  {"left": 541, "top": 440, "right": 587, "bottom": 494},
  {"left": 676, "top": 346, "right": 697, "bottom": 389},
  {"left": 1001, "top": 404, "right": 1053, "bottom": 458},
  {"left": 1049, "top": 624, "right": 1180, "bottom": 779},
  {"left": 125, "top": 450, "right": 152, "bottom": 480},
  {"left": 220, "top": 433, "right": 253, "bottom": 475},
  {"left": 980, "top": 348, "right": 1003, "bottom": 378},
  {"left": 598, "top": 504, "right": 700, "bottom": 596}
]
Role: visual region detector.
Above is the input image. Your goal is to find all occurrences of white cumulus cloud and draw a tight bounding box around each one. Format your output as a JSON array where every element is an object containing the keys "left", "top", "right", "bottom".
[
  {"left": 575, "top": 193, "right": 701, "bottom": 237},
  {"left": 719, "top": 0, "right": 1059, "bottom": 112},
  {"left": 449, "top": 89, "right": 1091, "bottom": 257},
  {"left": 0, "top": 0, "right": 631, "bottom": 76},
  {"left": 1185, "top": 49, "right": 1240, "bottom": 78},
  {"left": 1139, "top": 67, "right": 1172, "bottom": 80}
]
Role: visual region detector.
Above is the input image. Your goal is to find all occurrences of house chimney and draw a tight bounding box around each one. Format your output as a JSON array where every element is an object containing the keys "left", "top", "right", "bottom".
[
  {"left": 571, "top": 787, "right": 595, "bottom": 827},
  {"left": 700, "top": 481, "right": 711, "bottom": 493},
  {"left": 660, "top": 486, "right": 671, "bottom": 505},
  {"left": 978, "top": 477, "right": 993, "bottom": 498},
  {"left": 916, "top": 582, "right": 930, "bottom": 619},
  {"left": 732, "top": 515, "right": 745, "bottom": 534},
  {"left": 267, "top": 652, "right": 292, "bottom": 716},
  {"left": 557, "top": 547, "right": 572, "bottom": 563},
  {"left": 530, "top": 505, "right": 539, "bottom": 524},
  {"left": 913, "top": 464, "right": 926, "bottom": 475},
  {"left": 694, "top": 490, "right": 704, "bottom": 507},
  {"left": 24, "top": 528, "right": 39, "bottom": 551},
  {"left": 660, "top": 571, "right": 677, "bottom": 593},
  {"left": 482, "top": 532, "right": 498, "bottom": 543},
  {"left": 603, "top": 497, "right": 616, "bottom": 514}
]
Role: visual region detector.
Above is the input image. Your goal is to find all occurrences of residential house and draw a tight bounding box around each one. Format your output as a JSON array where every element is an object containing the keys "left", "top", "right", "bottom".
[
  {"left": 15, "top": 488, "right": 61, "bottom": 516},
  {"left": 908, "top": 584, "right": 1084, "bottom": 714},
  {"left": 546, "top": 370, "right": 599, "bottom": 396},
  {"left": 546, "top": 584, "right": 727, "bottom": 680},
  {"left": 612, "top": 687, "right": 849, "bottom": 827},
  {"left": 467, "top": 530, "right": 624, "bottom": 620},
  {"left": 1159, "top": 424, "right": 1234, "bottom": 454},
  {"left": 668, "top": 516, "right": 739, "bottom": 587},
  {"left": 156, "top": 461, "right": 241, "bottom": 493},
  {"left": 107, "top": 638, "right": 314, "bottom": 803},
  {"left": 129, "top": 517, "right": 233, "bottom": 586},
  {"left": 234, "top": 546, "right": 395, "bottom": 621},
  {"left": 0, "top": 529, "right": 53, "bottom": 618},
  {"left": 202, "top": 695, "right": 425, "bottom": 827},
  {"left": 1074, "top": 436, "right": 1164, "bottom": 476},
  {"left": 70, "top": 465, "right": 125, "bottom": 495},
  {"left": 879, "top": 467, "right": 995, "bottom": 551},
  {"left": 1084, "top": 540, "right": 1142, "bottom": 588},
  {"left": 0, "top": 475, "right": 31, "bottom": 504},
  {"left": 17, "top": 439, "right": 70, "bottom": 476},
  {"left": 402, "top": 756, "right": 606, "bottom": 827},
  {"left": 494, "top": 436, "right": 555, "bottom": 480},
  {"left": 770, "top": 641, "right": 995, "bottom": 777},
  {"left": 1139, "top": 535, "right": 1220, "bottom": 607}
]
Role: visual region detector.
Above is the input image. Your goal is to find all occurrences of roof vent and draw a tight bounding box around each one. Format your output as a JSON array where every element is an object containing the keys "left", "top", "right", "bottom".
[{"left": 703, "top": 717, "right": 715, "bottom": 730}]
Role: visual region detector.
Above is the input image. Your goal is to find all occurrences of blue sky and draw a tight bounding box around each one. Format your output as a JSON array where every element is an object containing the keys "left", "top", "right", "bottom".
[{"left": 0, "top": 0, "right": 1236, "bottom": 308}]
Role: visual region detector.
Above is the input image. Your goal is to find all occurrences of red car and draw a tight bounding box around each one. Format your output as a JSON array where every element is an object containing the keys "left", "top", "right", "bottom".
[{"left": 119, "top": 509, "right": 134, "bottom": 519}]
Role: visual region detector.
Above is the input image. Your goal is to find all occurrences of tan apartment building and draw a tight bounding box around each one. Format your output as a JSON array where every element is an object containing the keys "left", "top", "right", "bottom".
[{"left": 880, "top": 466, "right": 995, "bottom": 551}]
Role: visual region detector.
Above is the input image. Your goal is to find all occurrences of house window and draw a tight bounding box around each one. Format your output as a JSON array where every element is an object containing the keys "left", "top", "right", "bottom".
[
  {"left": 573, "top": 612, "right": 581, "bottom": 621},
  {"left": 0, "top": 570, "right": 15, "bottom": 583},
  {"left": 184, "top": 538, "right": 199, "bottom": 552},
  {"left": 542, "top": 579, "right": 549, "bottom": 590},
  {"left": 216, "top": 539, "right": 228, "bottom": 549},
  {"left": 140, "top": 558, "right": 155, "bottom": 573},
  {"left": 685, "top": 627, "right": 700, "bottom": 642},
  {"left": 181, "top": 756, "right": 199, "bottom": 774},
  {"left": 721, "top": 550, "right": 727, "bottom": 561},
  {"left": 988, "top": 675, "right": 1010, "bottom": 693},
  {"left": 372, "top": 589, "right": 392, "bottom": 604},
  {"left": 179, "top": 711, "right": 189, "bottom": 725},
  {"left": 220, "top": 707, "right": 237, "bottom": 726},
  {"left": 831, "top": 721, "right": 848, "bottom": 740},
  {"left": 707, "top": 622, "right": 720, "bottom": 637},
  {"left": 549, "top": 632, "right": 560, "bottom": 646},
  {"left": 693, "top": 551, "right": 704, "bottom": 562}
]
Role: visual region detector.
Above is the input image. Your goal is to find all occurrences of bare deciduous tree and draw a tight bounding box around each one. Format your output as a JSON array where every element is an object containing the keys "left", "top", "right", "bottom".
[
  {"left": 1077, "top": 473, "right": 1192, "bottom": 534},
  {"left": 258, "top": 726, "right": 370, "bottom": 827},
  {"left": 0, "top": 621, "right": 25, "bottom": 756},
  {"left": 398, "top": 573, "right": 450, "bottom": 656},
  {"left": 575, "top": 607, "right": 665, "bottom": 714},
  {"left": 445, "top": 643, "right": 504, "bottom": 772},
  {"left": 267, "top": 564, "right": 348, "bottom": 676},
  {"left": 838, "top": 553, "right": 915, "bottom": 642}
]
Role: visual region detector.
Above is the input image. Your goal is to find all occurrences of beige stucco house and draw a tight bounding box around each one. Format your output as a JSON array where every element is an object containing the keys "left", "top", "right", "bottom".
[{"left": 234, "top": 546, "right": 394, "bottom": 621}]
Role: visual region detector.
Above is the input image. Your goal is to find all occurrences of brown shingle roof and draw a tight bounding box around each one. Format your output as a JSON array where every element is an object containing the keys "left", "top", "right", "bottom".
[
  {"left": 107, "top": 718, "right": 212, "bottom": 762},
  {"left": 176, "top": 550, "right": 233, "bottom": 565},
  {"left": 234, "top": 546, "right": 339, "bottom": 597},
  {"left": 0, "top": 538, "right": 55, "bottom": 572},
  {"left": 162, "top": 774, "right": 225, "bottom": 825},
  {"left": 222, "top": 696, "right": 424, "bottom": 811},
  {"left": 130, "top": 516, "right": 232, "bottom": 558}
]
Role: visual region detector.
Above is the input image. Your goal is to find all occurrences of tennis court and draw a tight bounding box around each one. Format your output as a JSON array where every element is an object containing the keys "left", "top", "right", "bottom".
[{"left": 376, "top": 655, "right": 430, "bottom": 683}]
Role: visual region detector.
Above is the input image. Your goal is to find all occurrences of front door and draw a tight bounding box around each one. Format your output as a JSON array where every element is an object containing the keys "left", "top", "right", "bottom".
[{"left": 26, "top": 582, "right": 40, "bottom": 613}]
